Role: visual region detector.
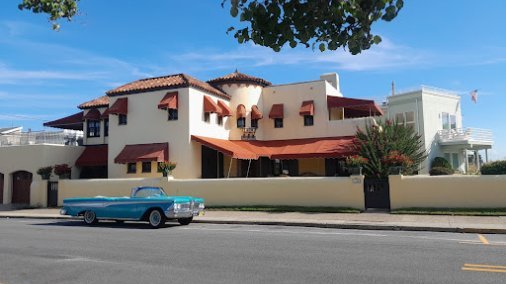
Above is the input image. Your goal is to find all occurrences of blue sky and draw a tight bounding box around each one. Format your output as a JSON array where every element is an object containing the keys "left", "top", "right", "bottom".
[{"left": 0, "top": 1, "right": 505, "bottom": 159}]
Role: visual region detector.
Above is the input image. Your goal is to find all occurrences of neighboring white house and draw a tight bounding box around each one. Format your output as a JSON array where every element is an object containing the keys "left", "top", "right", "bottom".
[{"left": 383, "top": 86, "right": 493, "bottom": 174}]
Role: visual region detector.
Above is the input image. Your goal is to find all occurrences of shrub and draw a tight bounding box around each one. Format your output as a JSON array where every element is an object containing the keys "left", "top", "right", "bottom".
[
  {"left": 481, "top": 160, "right": 506, "bottom": 175},
  {"left": 346, "top": 155, "right": 368, "bottom": 167},
  {"left": 429, "top": 167, "right": 454, "bottom": 176},
  {"left": 431, "top": 157, "right": 452, "bottom": 170},
  {"left": 158, "top": 161, "right": 177, "bottom": 176},
  {"left": 36, "top": 166, "right": 53, "bottom": 180},
  {"left": 54, "top": 164, "right": 71, "bottom": 178}
]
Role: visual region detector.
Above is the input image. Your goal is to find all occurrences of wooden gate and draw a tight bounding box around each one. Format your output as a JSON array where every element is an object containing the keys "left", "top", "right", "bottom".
[
  {"left": 47, "top": 181, "right": 58, "bottom": 207},
  {"left": 364, "top": 178, "right": 390, "bottom": 210},
  {"left": 12, "top": 171, "right": 32, "bottom": 204}
]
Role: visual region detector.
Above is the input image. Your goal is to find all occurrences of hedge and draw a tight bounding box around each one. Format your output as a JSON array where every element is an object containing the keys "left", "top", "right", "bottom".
[{"left": 481, "top": 160, "right": 506, "bottom": 175}]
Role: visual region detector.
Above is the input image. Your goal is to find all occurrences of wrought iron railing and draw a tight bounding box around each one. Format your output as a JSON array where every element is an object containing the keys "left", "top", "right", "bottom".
[
  {"left": 241, "top": 127, "right": 257, "bottom": 140},
  {"left": 0, "top": 131, "right": 83, "bottom": 146},
  {"left": 437, "top": 128, "right": 493, "bottom": 145}
]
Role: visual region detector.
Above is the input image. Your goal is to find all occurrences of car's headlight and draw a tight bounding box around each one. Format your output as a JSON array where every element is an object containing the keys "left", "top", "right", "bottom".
[{"left": 173, "top": 203, "right": 181, "bottom": 210}]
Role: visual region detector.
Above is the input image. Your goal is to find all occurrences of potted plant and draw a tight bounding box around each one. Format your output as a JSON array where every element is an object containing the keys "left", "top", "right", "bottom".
[
  {"left": 346, "top": 155, "right": 368, "bottom": 175},
  {"left": 158, "top": 161, "right": 177, "bottom": 178},
  {"left": 382, "top": 150, "right": 413, "bottom": 175},
  {"left": 36, "top": 166, "right": 53, "bottom": 180},
  {"left": 54, "top": 164, "right": 72, "bottom": 179}
]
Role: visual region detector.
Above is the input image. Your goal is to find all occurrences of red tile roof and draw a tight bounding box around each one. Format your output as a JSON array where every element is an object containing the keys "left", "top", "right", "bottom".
[
  {"left": 75, "top": 145, "right": 108, "bottom": 167},
  {"left": 106, "top": 73, "right": 229, "bottom": 99},
  {"left": 208, "top": 71, "right": 271, "bottom": 87},
  {"left": 191, "top": 135, "right": 357, "bottom": 160},
  {"left": 43, "top": 112, "right": 84, "bottom": 130},
  {"left": 114, "top": 143, "right": 168, "bottom": 164},
  {"left": 78, "top": 95, "right": 110, "bottom": 109}
]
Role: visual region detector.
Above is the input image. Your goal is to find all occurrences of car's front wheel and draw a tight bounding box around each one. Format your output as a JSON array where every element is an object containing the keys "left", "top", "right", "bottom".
[
  {"left": 148, "top": 209, "right": 166, "bottom": 229},
  {"left": 178, "top": 217, "right": 193, "bottom": 226},
  {"left": 83, "top": 210, "right": 98, "bottom": 225}
]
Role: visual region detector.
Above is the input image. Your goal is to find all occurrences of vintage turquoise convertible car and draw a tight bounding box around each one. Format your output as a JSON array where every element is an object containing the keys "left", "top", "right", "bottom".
[{"left": 60, "top": 186, "right": 204, "bottom": 228}]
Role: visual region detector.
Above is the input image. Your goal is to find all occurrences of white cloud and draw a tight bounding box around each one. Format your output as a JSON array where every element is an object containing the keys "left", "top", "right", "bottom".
[
  {"left": 0, "top": 63, "right": 106, "bottom": 83},
  {"left": 169, "top": 39, "right": 432, "bottom": 72}
]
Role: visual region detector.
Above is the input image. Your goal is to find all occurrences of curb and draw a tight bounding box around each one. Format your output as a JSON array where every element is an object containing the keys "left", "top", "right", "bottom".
[{"left": 2, "top": 215, "right": 505, "bottom": 234}]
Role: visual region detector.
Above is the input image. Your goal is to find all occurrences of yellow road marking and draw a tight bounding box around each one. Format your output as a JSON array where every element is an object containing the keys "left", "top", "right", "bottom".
[
  {"left": 462, "top": 264, "right": 506, "bottom": 273},
  {"left": 459, "top": 241, "right": 506, "bottom": 246},
  {"left": 478, "top": 234, "right": 490, "bottom": 245}
]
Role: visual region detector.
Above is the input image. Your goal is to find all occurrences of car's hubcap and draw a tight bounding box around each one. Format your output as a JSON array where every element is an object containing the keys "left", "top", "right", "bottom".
[
  {"left": 84, "top": 211, "right": 95, "bottom": 223},
  {"left": 150, "top": 211, "right": 161, "bottom": 226}
]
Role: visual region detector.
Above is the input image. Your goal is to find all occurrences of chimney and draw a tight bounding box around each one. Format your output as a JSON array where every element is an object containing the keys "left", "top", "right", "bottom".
[{"left": 320, "top": 73, "right": 340, "bottom": 92}]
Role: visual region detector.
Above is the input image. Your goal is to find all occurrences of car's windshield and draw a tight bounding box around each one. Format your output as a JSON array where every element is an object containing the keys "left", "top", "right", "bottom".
[{"left": 133, "top": 187, "right": 167, "bottom": 198}]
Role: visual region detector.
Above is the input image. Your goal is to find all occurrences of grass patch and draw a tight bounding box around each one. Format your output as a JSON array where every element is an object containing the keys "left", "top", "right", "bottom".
[
  {"left": 391, "top": 207, "right": 506, "bottom": 216},
  {"left": 206, "top": 206, "right": 361, "bottom": 214}
]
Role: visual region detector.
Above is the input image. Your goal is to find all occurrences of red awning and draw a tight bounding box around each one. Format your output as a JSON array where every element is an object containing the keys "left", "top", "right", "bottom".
[
  {"left": 299, "top": 100, "right": 314, "bottom": 116},
  {"left": 217, "top": 101, "right": 232, "bottom": 116},
  {"left": 327, "top": 96, "right": 383, "bottom": 116},
  {"left": 191, "top": 136, "right": 258, "bottom": 160},
  {"left": 101, "top": 108, "right": 110, "bottom": 119},
  {"left": 203, "top": 95, "right": 220, "bottom": 114},
  {"left": 83, "top": 108, "right": 101, "bottom": 120},
  {"left": 43, "top": 112, "right": 84, "bottom": 131},
  {"left": 251, "top": 105, "right": 263, "bottom": 119},
  {"left": 269, "top": 104, "right": 284, "bottom": 119},
  {"left": 236, "top": 104, "right": 246, "bottom": 118},
  {"left": 108, "top": 98, "right": 128, "bottom": 115},
  {"left": 114, "top": 143, "right": 168, "bottom": 164},
  {"left": 191, "top": 135, "right": 356, "bottom": 160},
  {"left": 75, "top": 145, "right": 108, "bottom": 167},
  {"left": 158, "top": 92, "right": 178, "bottom": 110}
]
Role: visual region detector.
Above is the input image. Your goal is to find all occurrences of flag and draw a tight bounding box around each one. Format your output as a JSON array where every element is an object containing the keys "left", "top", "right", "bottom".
[{"left": 470, "top": 89, "right": 478, "bottom": 103}]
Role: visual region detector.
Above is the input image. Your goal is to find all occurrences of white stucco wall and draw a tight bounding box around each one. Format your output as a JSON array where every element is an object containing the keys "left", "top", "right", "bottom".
[
  {"left": 107, "top": 88, "right": 192, "bottom": 179},
  {"left": 0, "top": 144, "right": 83, "bottom": 204}
]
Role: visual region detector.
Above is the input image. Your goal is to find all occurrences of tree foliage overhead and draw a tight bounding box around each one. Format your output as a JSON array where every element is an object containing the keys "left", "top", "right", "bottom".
[
  {"left": 225, "top": 0, "right": 404, "bottom": 54},
  {"left": 18, "top": 0, "right": 79, "bottom": 30},
  {"left": 16, "top": 0, "right": 403, "bottom": 55},
  {"left": 354, "top": 120, "right": 426, "bottom": 178}
]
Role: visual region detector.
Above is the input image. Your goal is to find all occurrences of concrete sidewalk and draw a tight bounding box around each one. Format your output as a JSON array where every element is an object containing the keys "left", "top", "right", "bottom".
[{"left": 1, "top": 208, "right": 505, "bottom": 234}]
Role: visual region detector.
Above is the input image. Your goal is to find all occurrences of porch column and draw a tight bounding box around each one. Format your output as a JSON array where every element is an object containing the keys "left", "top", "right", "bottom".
[
  {"left": 464, "top": 149, "right": 469, "bottom": 174},
  {"left": 485, "top": 149, "right": 489, "bottom": 163}
]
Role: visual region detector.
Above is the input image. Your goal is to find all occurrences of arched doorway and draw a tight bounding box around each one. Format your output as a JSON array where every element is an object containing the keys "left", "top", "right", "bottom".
[
  {"left": 0, "top": 173, "right": 4, "bottom": 204},
  {"left": 11, "top": 171, "right": 32, "bottom": 204}
]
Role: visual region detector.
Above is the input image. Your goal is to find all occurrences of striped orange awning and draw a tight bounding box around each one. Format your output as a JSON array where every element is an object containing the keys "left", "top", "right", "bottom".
[
  {"left": 236, "top": 104, "right": 246, "bottom": 118},
  {"left": 217, "top": 101, "right": 232, "bottom": 116},
  {"left": 251, "top": 105, "right": 263, "bottom": 119},
  {"left": 114, "top": 143, "right": 168, "bottom": 164},
  {"left": 203, "top": 95, "right": 221, "bottom": 114},
  {"left": 83, "top": 108, "right": 101, "bottom": 120},
  {"left": 327, "top": 96, "right": 383, "bottom": 116},
  {"left": 158, "top": 92, "right": 178, "bottom": 110},
  {"left": 191, "top": 135, "right": 356, "bottom": 160},
  {"left": 76, "top": 145, "right": 108, "bottom": 167},
  {"left": 299, "top": 100, "right": 314, "bottom": 116},
  {"left": 269, "top": 104, "right": 284, "bottom": 119},
  {"left": 108, "top": 98, "right": 128, "bottom": 115}
]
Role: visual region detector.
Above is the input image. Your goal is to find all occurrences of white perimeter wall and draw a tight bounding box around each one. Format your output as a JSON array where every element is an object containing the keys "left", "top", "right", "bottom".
[
  {"left": 52, "top": 177, "right": 365, "bottom": 209},
  {"left": 0, "top": 144, "right": 83, "bottom": 204}
]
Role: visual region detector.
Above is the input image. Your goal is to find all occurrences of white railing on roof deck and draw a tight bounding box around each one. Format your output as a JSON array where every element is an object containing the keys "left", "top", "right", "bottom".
[
  {"left": 0, "top": 131, "right": 83, "bottom": 147},
  {"left": 437, "top": 128, "right": 493, "bottom": 145}
]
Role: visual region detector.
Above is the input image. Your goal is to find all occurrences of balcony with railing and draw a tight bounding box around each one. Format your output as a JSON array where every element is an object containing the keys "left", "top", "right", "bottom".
[
  {"left": 437, "top": 128, "right": 493, "bottom": 148},
  {"left": 0, "top": 131, "right": 83, "bottom": 147}
]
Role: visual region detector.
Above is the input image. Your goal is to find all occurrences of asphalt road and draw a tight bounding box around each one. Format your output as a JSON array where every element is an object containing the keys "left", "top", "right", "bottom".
[{"left": 0, "top": 218, "right": 505, "bottom": 284}]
